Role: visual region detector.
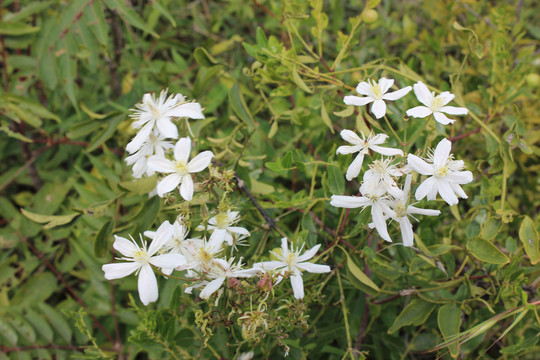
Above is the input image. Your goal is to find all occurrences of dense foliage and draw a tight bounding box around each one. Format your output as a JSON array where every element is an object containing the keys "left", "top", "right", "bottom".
[{"left": 0, "top": 0, "right": 539, "bottom": 359}]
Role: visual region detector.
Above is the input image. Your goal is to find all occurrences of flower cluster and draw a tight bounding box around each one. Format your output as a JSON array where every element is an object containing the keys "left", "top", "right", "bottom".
[{"left": 331, "top": 78, "right": 472, "bottom": 247}]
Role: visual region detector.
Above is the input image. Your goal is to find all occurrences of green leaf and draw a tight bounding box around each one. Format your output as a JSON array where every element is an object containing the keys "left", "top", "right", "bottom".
[
  {"left": 119, "top": 175, "right": 157, "bottom": 194},
  {"left": 320, "top": 96, "right": 334, "bottom": 133},
  {"left": 37, "top": 303, "right": 72, "bottom": 343},
  {"left": 292, "top": 64, "right": 313, "bottom": 94},
  {"left": 519, "top": 216, "right": 540, "bottom": 265},
  {"left": 194, "top": 47, "right": 220, "bottom": 67},
  {"left": 438, "top": 303, "right": 462, "bottom": 358},
  {"left": 481, "top": 218, "right": 500, "bottom": 240},
  {"left": 327, "top": 165, "right": 345, "bottom": 195},
  {"left": 103, "top": 0, "right": 159, "bottom": 38},
  {"left": 0, "top": 319, "right": 18, "bottom": 345},
  {"left": 132, "top": 196, "right": 161, "bottom": 235},
  {"left": 152, "top": 1, "right": 176, "bottom": 27},
  {"left": 334, "top": 106, "right": 355, "bottom": 117},
  {"left": 388, "top": 299, "right": 436, "bottom": 334},
  {"left": 10, "top": 312, "right": 37, "bottom": 344},
  {"left": 340, "top": 247, "right": 379, "bottom": 295},
  {"left": 466, "top": 237, "right": 510, "bottom": 264},
  {"left": 0, "top": 22, "right": 40, "bottom": 35},
  {"left": 24, "top": 309, "right": 54, "bottom": 342},
  {"left": 4, "top": 1, "right": 54, "bottom": 23},
  {"left": 228, "top": 82, "right": 255, "bottom": 130},
  {"left": 21, "top": 208, "right": 79, "bottom": 229},
  {"left": 95, "top": 219, "right": 114, "bottom": 258},
  {"left": 86, "top": 113, "right": 125, "bottom": 152}
]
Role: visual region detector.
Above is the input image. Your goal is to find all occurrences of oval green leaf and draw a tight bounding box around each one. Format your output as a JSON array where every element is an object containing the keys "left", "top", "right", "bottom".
[
  {"left": 519, "top": 216, "right": 539, "bottom": 265},
  {"left": 466, "top": 237, "right": 509, "bottom": 265}
]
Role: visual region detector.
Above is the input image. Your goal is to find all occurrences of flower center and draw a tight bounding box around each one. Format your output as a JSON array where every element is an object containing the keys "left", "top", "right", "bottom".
[
  {"left": 434, "top": 166, "right": 449, "bottom": 178},
  {"left": 175, "top": 161, "right": 189, "bottom": 175},
  {"left": 133, "top": 249, "right": 150, "bottom": 263},
  {"left": 215, "top": 213, "right": 230, "bottom": 229},
  {"left": 394, "top": 203, "right": 407, "bottom": 218},
  {"left": 431, "top": 95, "right": 444, "bottom": 111},
  {"left": 148, "top": 103, "right": 162, "bottom": 118},
  {"left": 286, "top": 252, "right": 298, "bottom": 268},
  {"left": 370, "top": 82, "right": 383, "bottom": 99}
]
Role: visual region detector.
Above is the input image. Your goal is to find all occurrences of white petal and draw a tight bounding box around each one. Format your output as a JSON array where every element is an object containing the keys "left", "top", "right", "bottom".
[
  {"left": 406, "top": 106, "right": 432, "bottom": 118},
  {"left": 451, "top": 183, "right": 468, "bottom": 199},
  {"left": 138, "top": 264, "right": 159, "bottom": 306},
  {"left": 297, "top": 262, "right": 330, "bottom": 273},
  {"left": 147, "top": 156, "right": 176, "bottom": 173},
  {"left": 167, "top": 102, "right": 204, "bottom": 119},
  {"left": 415, "top": 177, "right": 437, "bottom": 201},
  {"left": 126, "top": 122, "right": 154, "bottom": 154},
  {"left": 209, "top": 228, "right": 227, "bottom": 244},
  {"left": 371, "top": 99, "right": 387, "bottom": 119},
  {"left": 378, "top": 78, "right": 394, "bottom": 94},
  {"left": 398, "top": 217, "right": 414, "bottom": 247},
  {"left": 433, "top": 112, "right": 455, "bottom": 125},
  {"left": 187, "top": 151, "right": 214, "bottom": 173},
  {"left": 290, "top": 273, "right": 304, "bottom": 299},
  {"left": 438, "top": 92, "right": 455, "bottom": 106},
  {"left": 413, "top": 82, "right": 433, "bottom": 107},
  {"left": 150, "top": 254, "right": 186, "bottom": 269},
  {"left": 340, "top": 129, "right": 363, "bottom": 145},
  {"left": 370, "top": 145, "right": 403, "bottom": 157},
  {"left": 253, "top": 261, "right": 286, "bottom": 271},
  {"left": 103, "top": 262, "right": 140, "bottom": 280},
  {"left": 407, "top": 205, "right": 440, "bottom": 216},
  {"left": 228, "top": 226, "right": 250, "bottom": 236},
  {"left": 179, "top": 175, "right": 194, "bottom": 201},
  {"left": 148, "top": 220, "right": 174, "bottom": 255},
  {"left": 382, "top": 86, "right": 412, "bottom": 101},
  {"left": 156, "top": 118, "right": 178, "bottom": 139},
  {"left": 407, "top": 154, "right": 434, "bottom": 175},
  {"left": 200, "top": 277, "right": 226, "bottom": 299},
  {"left": 345, "top": 152, "right": 365, "bottom": 181},
  {"left": 174, "top": 137, "right": 191, "bottom": 163},
  {"left": 113, "top": 235, "right": 138, "bottom": 257},
  {"left": 336, "top": 145, "right": 363, "bottom": 155},
  {"left": 280, "top": 237, "right": 289, "bottom": 256},
  {"left": 157, "top": 173, "right": 182, "bottom": 197},
  {"left": 369, "top": 133, "right": 389, "bottom": 145},
  {"left": 343, "top": 95, "right": 373, "bottom": 107},
  {"left": 438, "top": 180, "right": 459, "bottom": 205},
  {"left": 296, "top": 244, "right": 321, "bottom": 262},
  {"left": 446, "top": 171, "right": 473, "bottom": 184},
  {"left": 372, "top": 203, "right": 392, "bottom": 242},
  {"left": 439, "top": 106, "right": 468, "bottom": 115},
  {"left": 330, "top": 195, "right": 369, "bottom": 208},
  {"left": 433, "top": 138, "right": 452, "bottom": 168},
  {"left": 355, "top": 82, "right": 372, "bottom": 96}
]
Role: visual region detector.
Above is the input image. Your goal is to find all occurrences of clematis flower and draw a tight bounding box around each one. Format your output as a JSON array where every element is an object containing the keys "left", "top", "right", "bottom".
[
  {"left": 144, "top": 218, "right": 189, "bottom": 275},
  {"left": 126, "top": 90, "right": 204, "bottom": 154},
  {"left": 361, "top": 158, "right": 407, "bottom": 198},
  {"left": 254, "top": 238, "right": 331, "bottom": 299},
  {"left": 196, "top": 210, "right": 250, "bottom": 246},
  {"left": 344, "top": 78, "right": 412, "bottom": 119},
  {"left": 337, "top": 130, "right": 404, "bottom": 181},
  {"left": 102, "top": 221, "right": 185, "bottom": 305},
  {"left": 147, "top": 137, "right": 214, "bottom": 200},
  {"left": 406, "top": 81, "right": 468, "bottom": 125},
  {"left": 199, "top": 258, "right": 260, "bottom": 299},
  {"left": 125, "top": 130, "right": 173, "bottom": 178},
  {"left": 407, "top": 138, "right": 473, "bottom": 205},
  {"left": 331, "top": 183, "right": 395, "bottom": 242}
]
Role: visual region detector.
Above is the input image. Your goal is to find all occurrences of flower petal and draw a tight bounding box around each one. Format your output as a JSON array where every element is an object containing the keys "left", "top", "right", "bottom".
[
  {"left": 150, "top": 254, "right": 186, "bottom": 269},
  {"left": 174, "top": 137, "right": 191, "bottom": 163},
  {"left": 406, "top": 106, "right": 432, "bottom": 118},
  {"left": 407, "top": 154, "right": 434, "bottom": 175},
  {"left": 398, "top": 217, "right": 414, "bottom": 247},
  {"left": 371, "top": 99, "right": 387, "bottom": 119},
  {"left": 439, "top": 106, "right": 468, "bottom": 115},
  {"left": 168, "top": 102, "right": 204, "bottom": 119},
  {"left": 200, "top": 277, "right": 226, "bottom": 299},
  {"left": 296, "top": 262, "right": 330, "bottom": 273},
  {"left": 407, "top": 205, "right": 441, "bottom": 216},
  {"left": 370, "top": 145, "right": 403, "bottom": 157},
  {"left": 336, "top": 145, "right": 363, "bottom": 155},
  {"left": 156, "top": 118, "right": 178, "bottom": 139},
  {"left": 372, "top": 203, "right": 392, "bottom": 242},
  {"left": 413, "top": 81, "right": 433, "bottom": 107},
  {"left": 138, "top": 264, "right": 159, "bottom": 306},
  {"left": 290, "top": 273, "right": 304, "bottom": 299},
  {"left": 148, "top": 220, "right": 174, "bottom": 255},
  {"left": 345, "top": 152, "right": 366, "bottom": 181},
  {"left": 126, "top": 121, "right": 153, "bottom": 154},
  {"left": 378, "top": 78, "right": 394, "bottom": 94},
  {"left": 446, "top": 171, "right": 473, "bottom": 184},
  {"left": 253, "top": 261, "right": 286, "bottom": 271},
  {"left": 296, "top": 244, "right": 321, "bottom": 262},
  {"left": 433, "top": 112, "right": 455, "bottom": 125},
  {"left": 438, "top": 180, "right": 459, "bottom": 205},
  {"left": 356, "top": 82, "right": 372, "bottom": 96},
  {"left": 179, "top": 175, "right": 194, "bottom": 201},
  {"left": 187, "top": 151, "right": 214, "bottom": 173},
  {"left": 156, "top": 173, "right": 182, "bottom": 197},
  {"left": 415, "top": 176, "right": 437, "bottom": 201},
  {"left": 451, "top": 183, "right": 468, "bottom": 199},
  {"left": 147, "top": 156, "right": 176, "bottom": 173},
  {"left": 330, "top": 195, "right": 369, "bottom": 208},
  {"left": 343, "top": 95, "right": 373, "bottom": 107},
  {"left": 102, "top": 262, "right": 140, "bottom": 280},
  {"left": 433, "top": 138, "right": 452, "bottom": 168},
  {"left": 228, "top": 226, "right": 250, "bottom": 236},
  {"left": 369, "top": 133, "right": 389, "bottom": 145},
  {"left": 113, "top": 235, "right": 138, "bottom": 257},
  {"left": 340, "top": 129, "right": 363, "bottom": 145},
  {"left": 438, "top": 92, "right": 455, "bottom": 106},
  {"left": 209, "top": 228, "right": 227, "bottom": 244},
  {"left": 382, "top": 86, "right": 412, "bottom": 101}
]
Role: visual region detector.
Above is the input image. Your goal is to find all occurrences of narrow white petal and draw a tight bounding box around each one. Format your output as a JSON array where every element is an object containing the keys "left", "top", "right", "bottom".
[
  {"left": 148, "top": 220, "right": 174, "bottom": 255},
  {"left": 370, "top": 145, "right": 403, "bottom": 157},
  {"left": 126, "top": 122, "right": 154, "bottom": 154},
  {"left": 147, "top": 156, "right": 176, "bottom": 173},
  {"left": 343, "top": 95, "right": 373, "bottom": 107},
  {"left": 209, "top": 228, "right": 227, "bottom": 244},
  {"left": 371, "top": 99, "right": 387, "bottom": 119},
  {"left": 398, "top": 217, "right": 414, "bottom": 247},
  {"left": 427, "top": 181, "right": 439, "bottom": 201},
  {"left": 280, "top": 237, "right": 289, "bottom": 256},
  {"left": 407, "top": 154, "right": 434, "bottom": 175},
  {"left": 438, "top": 92, "right": 455, "bottom": 106},
  {"left": 378, "top": 78, "right": 394, "bottom": 94},
  {"left": 200, "top": 277, "right": 226, "bottom": 299},
  {"left": 297, "top": 262, "right": 330, "bottom": 273},
  {"left": 403, "top": 173, "right": 413, "bottom": 196},
  {"left": 187, "top": 151, "right": 214, "bottom": 173},
  {"left": 382, "top": 86, "right": 412, "bottom": 101},
  {"left": 355, "top": 82, "right": 372, "bottom": 96},
  {"left": 296, "top": 244, "right": 321, "bottom": 262},
  {"left": 439, "top": 106, "right": 468, "bottom": 115},
  {"left": 138, "top": 264, "right": 159, "bottom": 306},
  {"left": 290, "top": 273, "right": 304, "bottom": 299},
  {"left": 253, "top": 261, "right": 286, "bottom": 271},
  {"left": 330, "top": 195, "right": 369, "bottom": 208},
  {"left": 438, "top": 180, "right": 459, "bottom": 205},
  {"left": 433, "top": 138, "right": 452, "bottom": 168},
  {"left": 150, "top": 254, "right": 186, "bottom": 268},
  {"left": 227, "top": 226, "right": 250, "bottom": 236},
  {"left": 113, "top": 235, "right": 138, "bottom": 257},
  {"left": 406, "top": 106, "right": 432, "bottom": 118},
  {"left": 369, "top": 133, "right": 389, "bottom": 145},
  {"left": 407, "top": 205, "right": 440, "bottom": 216},
  {"left": 446, "top": 171, "right": 473, "bottom": 184},
  {"left": 433, "top": 112, "right": 455, "bottom": 125},
  {"left": 336, "top": 145, "right": 363, "bottom": 155},
  {"left": 179, "top": 175, "right": 194, "bottom": 201},
  {"left": 340, "top": 129, "right": 363, "bottom": 145},
  {"left": 413, "top": 82, "right": 433, "bottom": 107},
  {"left": 157, "top": 118, "right": 179, "bottom": 139},
  {"left": 102, "top": 262, "right": 140, "bottom": 280},
  {"left": 167, "top": 102, "right": 205, "bottom": 119},
  {"left": 174, "top": 137, "right": 191, "bottom": 163},
  {"left": 451, "top": 183, "right": 468, "bottom": 199},
  {"left": 415, "top": 177, "right": 437, "bottom": 201},
  {"left": 345, "top": 152, "right": 366, "bottom": 181},
  {"left": 156, "top": 173, "right": 182, "bottom": 197},
  {"left": 372, "top": 203, "right": 392, "bottom": 242}
]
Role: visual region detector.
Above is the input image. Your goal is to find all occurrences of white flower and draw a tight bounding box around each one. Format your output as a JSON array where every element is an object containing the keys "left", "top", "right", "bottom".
[
  {"left": 361, "top": 158, "right": 406, "bottom": 198},
  {"left": 102, "top": 221, "right": 185, "bottom": 305},
  {"left": 147, "top": 137, "right": 214, "bottom": 200},
  {"left": 197, "top": 210, "right": 250, "bottom": 246},
  {"left": 254, "top": 238, "right": 330, "bottom": 299},
  {"left": 126, "top": 90, "right": 204, "bottom": 154},
  {"left": 199, "top": 258, "right": 260, "bottom": 299},
  {"left": 330, "top": 183, "right": 396, "bottom": 242},
  {"left": 125, "top": 130, "right": 173, "bottom": 178},
  {"left": 144, "top": 218, "right": 189, "bottom": 275},
  {"left": 407, "top": 138, "right": 473, "bottom": 205},
  {"left": 178, "top": 236, "right": 225, "bottom": 274},
  {"left": 343, "top": 78, "right": 412, "bottom": 119},
  {"left": 406, "top": 81, "right": 468, "bottom": 125},
  {"left": 337, "top": 130, "right": 404, "bottom": 181}
]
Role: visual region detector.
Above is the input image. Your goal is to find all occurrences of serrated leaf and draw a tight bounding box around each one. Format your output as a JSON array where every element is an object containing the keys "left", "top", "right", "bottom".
[
  {"left": 388, "top": 299, "right": 436, "bottom": 334},
  {"left": 228, "top": 82, "right": 255, "bottom": 130},
  {"left": 438, "top": 303, "right": 462, "bottom": 358},
  {"left": 519, "top": 216, "right": 539, "bottom": 265},
  {"left": 21, "top": 208, "right": 79, "bottom": 229},
  {"left": 466, "top": 237, "right": 510, "bottom": 264}
]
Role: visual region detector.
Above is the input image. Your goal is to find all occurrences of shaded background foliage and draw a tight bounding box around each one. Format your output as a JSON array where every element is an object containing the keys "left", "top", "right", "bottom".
[{"left": 0, "top": 0, "right": 539, "bottom": 359}]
